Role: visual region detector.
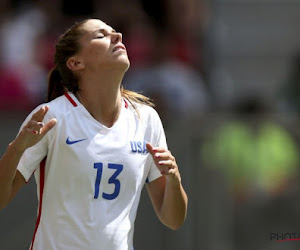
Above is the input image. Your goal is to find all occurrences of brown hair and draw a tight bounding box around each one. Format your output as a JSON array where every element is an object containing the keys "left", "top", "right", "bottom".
[{"left": 47, "top": 18, "right": 154, "bottom": 108}]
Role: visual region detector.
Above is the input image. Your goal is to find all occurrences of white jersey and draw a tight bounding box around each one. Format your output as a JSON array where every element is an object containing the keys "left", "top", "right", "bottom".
[{"left": 17, "top": 92, "right": 167, "bottom": 250}]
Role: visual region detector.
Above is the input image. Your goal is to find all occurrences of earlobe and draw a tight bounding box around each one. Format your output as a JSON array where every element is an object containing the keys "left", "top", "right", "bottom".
[{"left": 66, "top": 57, "right": 84, "bottom": 71}]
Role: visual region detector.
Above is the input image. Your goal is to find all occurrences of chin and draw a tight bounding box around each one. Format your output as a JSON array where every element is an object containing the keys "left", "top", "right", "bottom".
[{"left": 117, "top": 57, "right": 130, "bottom": 72}]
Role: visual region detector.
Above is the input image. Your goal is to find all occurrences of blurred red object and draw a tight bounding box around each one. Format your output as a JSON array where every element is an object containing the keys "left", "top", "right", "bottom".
[{"left": 0, "top": 67, "right": 33, "bottom": 111}]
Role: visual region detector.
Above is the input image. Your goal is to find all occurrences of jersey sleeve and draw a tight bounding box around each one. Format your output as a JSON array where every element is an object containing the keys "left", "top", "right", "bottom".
[
  {"left": 146, "top": 109, "right": 168, "bottom": 183},
  {"left": 17, "top": 105, "right": 52, "bottom": 182}
]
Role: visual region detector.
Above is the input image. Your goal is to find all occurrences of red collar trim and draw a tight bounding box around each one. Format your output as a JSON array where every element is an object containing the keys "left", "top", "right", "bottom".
[
  {"left": 65, "top": 92, "right": 128, "bottom": 109},
  {"left": 124, "top": 98, "right": 128, "bottom": 109},
  {"left": 64, "top": 92, "right": 77, "bottom": 107}
]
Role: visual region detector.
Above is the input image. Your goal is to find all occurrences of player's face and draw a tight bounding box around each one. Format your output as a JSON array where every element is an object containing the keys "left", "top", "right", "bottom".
[{"left": 77, "top": 19, "right": 130, "bottom": 72}]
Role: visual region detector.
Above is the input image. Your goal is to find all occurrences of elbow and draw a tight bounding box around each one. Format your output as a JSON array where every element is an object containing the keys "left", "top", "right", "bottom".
[
  {"left": 0, "top": 192, "right": 10, "bottom": 211},
  {"left": 168, "top": 223, "right": 183, "bottom": 231},
  {"left": 169, "top": 204, "right": 188, "bottom": 230},
  {"left": 164, "top": 214, "right": 187, "bottom": 231},
  {"left": 165, "top": 210, "right": 188, "bottom": 230},
  {"left": 0, "top": 199, "right": 8, "bottom": 211},
  {"left": 166, "top": 219, "right": 185, "bottom": 230}
]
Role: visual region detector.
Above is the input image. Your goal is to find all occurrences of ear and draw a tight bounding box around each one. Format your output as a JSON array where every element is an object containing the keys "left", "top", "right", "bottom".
[{"left": 66, "top": 56, "right": 85, "bottom": 71}]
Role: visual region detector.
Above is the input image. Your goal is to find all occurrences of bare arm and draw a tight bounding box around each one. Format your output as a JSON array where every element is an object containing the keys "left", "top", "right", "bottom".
[
  {"left": 0, "top": 106, "right": 56, "bottom": 210},
  {"left": 146, "top": 143, "right": 188, "bottom": 230}
]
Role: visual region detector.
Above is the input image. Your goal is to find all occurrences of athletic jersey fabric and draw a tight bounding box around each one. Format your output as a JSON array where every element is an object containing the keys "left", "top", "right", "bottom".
[{"left": 17, "top": 92, "right": 166, "bottom": 250}]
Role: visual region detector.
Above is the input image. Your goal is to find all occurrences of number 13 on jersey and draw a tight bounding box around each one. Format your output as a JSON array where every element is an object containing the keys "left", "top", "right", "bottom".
[{"left": 94, "top": 162, "right": 123, "bottom": 200}]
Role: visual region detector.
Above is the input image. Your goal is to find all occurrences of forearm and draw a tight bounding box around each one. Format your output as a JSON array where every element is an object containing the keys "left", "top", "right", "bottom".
[
  {"left": 158, "top": 177, "right": 188, "bottom": 230},
  {"left": 146, "top": 143, "right": 188, "bottom": 230},
  {"left": 0, "top": 140, "right": 25, "bottom": 209}
]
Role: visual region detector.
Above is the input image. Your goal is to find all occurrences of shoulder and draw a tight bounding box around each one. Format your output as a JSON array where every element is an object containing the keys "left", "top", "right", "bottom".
[
  {"left": 24, "top": 93, "right": 78, "bottom": 123},
  {"left": 43, "top": 93, "right": 78, "bottom": 118},
  {"left": 128, "top": 101, "right": 163, "bottom": 128},
  {"left": 49, "top": 93, "right": 77, "bottom": 112}
]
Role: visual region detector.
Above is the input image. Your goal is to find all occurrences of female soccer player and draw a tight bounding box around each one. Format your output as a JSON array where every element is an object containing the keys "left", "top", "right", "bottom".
[{"left": 0, "top": 18, "right": 188, "bottom": 250}]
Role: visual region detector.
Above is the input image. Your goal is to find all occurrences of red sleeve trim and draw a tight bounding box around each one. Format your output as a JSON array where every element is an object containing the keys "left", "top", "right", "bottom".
[{"left": 30, "top": 157, "right": 46, "bottom": 250}]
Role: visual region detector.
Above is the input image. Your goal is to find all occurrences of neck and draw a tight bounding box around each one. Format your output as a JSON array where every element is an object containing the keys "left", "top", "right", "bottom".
[{"left": 76, "top": 70, "right": 124, "bottom": 127}]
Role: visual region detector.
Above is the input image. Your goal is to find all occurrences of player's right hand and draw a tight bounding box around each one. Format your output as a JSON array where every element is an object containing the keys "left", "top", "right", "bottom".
[{"left": 15, "top": 106, "right": 57, "bottom": 151}]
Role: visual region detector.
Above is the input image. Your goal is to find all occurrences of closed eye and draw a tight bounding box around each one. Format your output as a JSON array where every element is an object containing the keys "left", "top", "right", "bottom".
[{"left": 92, "top": 28, "right": 117, "bottom": 39}]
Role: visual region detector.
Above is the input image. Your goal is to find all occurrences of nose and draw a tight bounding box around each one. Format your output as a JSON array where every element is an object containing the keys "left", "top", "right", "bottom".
[{"left": 111, "top": 32, "right": 122, "bottom": 44}]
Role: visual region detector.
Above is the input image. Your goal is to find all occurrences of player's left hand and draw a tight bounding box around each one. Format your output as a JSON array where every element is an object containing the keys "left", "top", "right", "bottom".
[{"left": 146, "top": 142, "right": 181, "bottom": 183}]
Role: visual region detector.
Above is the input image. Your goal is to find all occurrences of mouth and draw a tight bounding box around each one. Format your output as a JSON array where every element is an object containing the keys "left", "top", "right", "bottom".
[{"left": 113, "top": 44, "right": 126, "bottom": 53}]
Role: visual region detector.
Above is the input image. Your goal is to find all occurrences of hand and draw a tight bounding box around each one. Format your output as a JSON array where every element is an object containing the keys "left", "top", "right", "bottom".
[
  {"left": 146, "top": 142, "right": 181, "bottom": 184},
  {"left": 14, "top": 106, "right": 57, "bottom": 152}
]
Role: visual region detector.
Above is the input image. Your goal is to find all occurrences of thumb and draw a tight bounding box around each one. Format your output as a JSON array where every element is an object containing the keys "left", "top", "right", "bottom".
[
  {"left": 41, "top": 118, "right": 57, "bottom": 134},
  {"left": 146, "top": 142, "right": 154, "bottom": 155}
]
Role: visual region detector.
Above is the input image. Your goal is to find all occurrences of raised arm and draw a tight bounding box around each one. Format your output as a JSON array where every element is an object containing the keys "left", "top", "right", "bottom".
[
  {"left": 0, "top": 106, "right": 56, "bottom": 210},
  {"left": 146, "top": 143, "right": 188, "bottom": 230}
]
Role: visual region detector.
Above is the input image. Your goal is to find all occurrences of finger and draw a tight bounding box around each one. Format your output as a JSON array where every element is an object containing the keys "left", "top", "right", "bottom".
[
  {"left": 157, "top": 160, "right": 176, "bottom": 175},
  {"left": 37, "top": 105, "right": 49, "bottom": 122},
  {"left": 146, "top": 143, "right": 168, "bottom": 156},
  {"left": 146, "top": 142, "right": 155, "bottom": 156},
  {"left": 162, "top": 168, "right": 177, "bottom": 176},
  {"left": 154, "top": 152, "right": 172, "bottom": 161},
  {"left": 31, "top": 105, "right": 49, "bottom": 122},
  {"left": 30, "top": 107, "right": 45, "bottom": 122},
  {"left": 25, "top": 120, "right": 44, "bottom": 134},
  {"left": 23, "top": 127, "right": 35, "bottom": 135},
  {"left": 22, "top": 126, "right": 40, "bottom": 135},
  {"left": 152, "top": 147, "right": 167, "bottom": 153},
  {"left": 158, "top": 159, "right": 175, "bottom": 169},
  {"left": 34, "top": 122, "right": 44, "bottom": 134},
  {"left": 146, "top": 142, "right": 155, "bottom": 158},
  {"left": 40, "top": 118, "right": 57, "bottom": 134}
]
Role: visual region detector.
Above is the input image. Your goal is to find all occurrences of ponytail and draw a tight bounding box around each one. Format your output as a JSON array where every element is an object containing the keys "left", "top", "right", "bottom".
[{"left": 47, "top": 67, "right": 66, "bottom": 102}]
